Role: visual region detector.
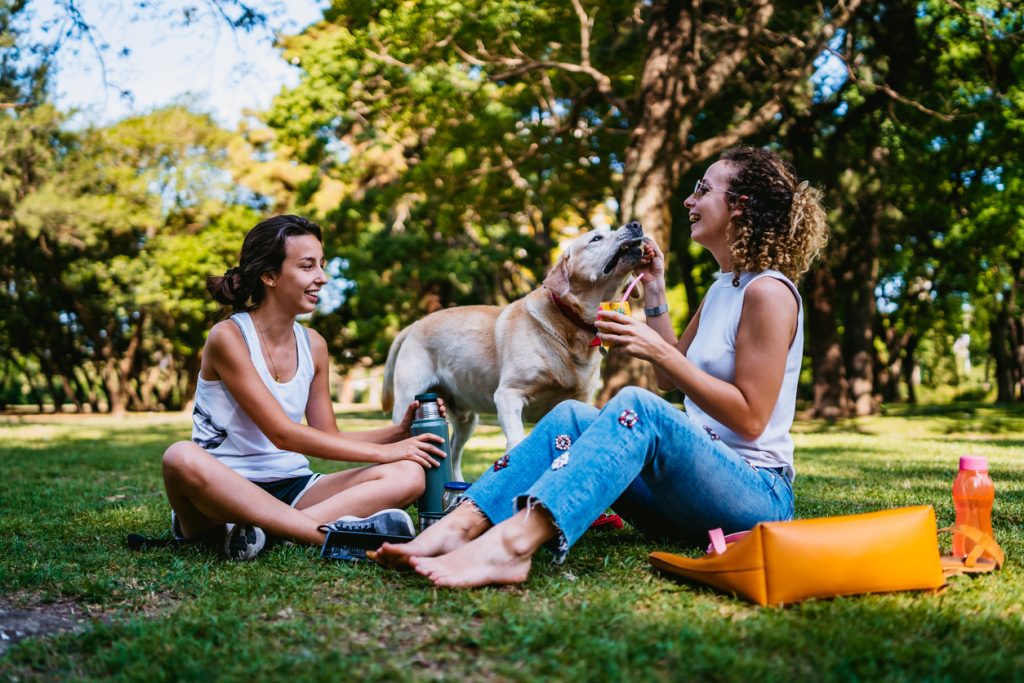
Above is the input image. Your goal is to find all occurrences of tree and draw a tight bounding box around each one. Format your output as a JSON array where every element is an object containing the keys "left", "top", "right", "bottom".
[
  {"left": 2, "top": 105, "right": 257, "bottom": 413},
  {"left": 789, "top": 0, "right": 1024, "bottom": 414},
  {"left": 262, "top": 0, "right": 861, "bottom": 391}
]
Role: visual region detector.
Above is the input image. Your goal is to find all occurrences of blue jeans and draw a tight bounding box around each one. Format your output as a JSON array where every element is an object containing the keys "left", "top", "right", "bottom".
[{"left": 466, "top": 387, "right": 794, "bottom": 562}]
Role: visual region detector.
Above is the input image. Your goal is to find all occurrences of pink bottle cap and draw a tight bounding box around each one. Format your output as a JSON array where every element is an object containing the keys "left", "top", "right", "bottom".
[{"left": 959, "top": 455, "right": 988, "bottom": 471}]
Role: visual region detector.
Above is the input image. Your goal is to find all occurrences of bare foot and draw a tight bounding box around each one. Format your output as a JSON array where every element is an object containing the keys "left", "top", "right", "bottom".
[
  {"left": 410, "top": 522, "right": 539, "bottom": 588},
  {"left": 373, "top": 503, "right": 488, "bottom": 569}
]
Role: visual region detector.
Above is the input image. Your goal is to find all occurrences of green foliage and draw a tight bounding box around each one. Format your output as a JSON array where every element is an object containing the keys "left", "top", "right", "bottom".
[
  {"left": 1, "top": 408, "right": 1023, "bottom": 680},
  {"left": 1, "top": 0, "right": 1023, "bottom": 414},
  {"left": 260, "top": 0, "right": 646, "bottom": 367},
  {"left": 0, "top": 105, "right": 261, "bottom": 411},
  {"left": 784, "top": 0, "right": 1023, "bottom": 410}
]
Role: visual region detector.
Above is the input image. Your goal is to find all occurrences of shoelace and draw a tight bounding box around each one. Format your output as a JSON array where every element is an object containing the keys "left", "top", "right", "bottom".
[{"left": 319, "top": 521, "right": 376, "bottom": 534}]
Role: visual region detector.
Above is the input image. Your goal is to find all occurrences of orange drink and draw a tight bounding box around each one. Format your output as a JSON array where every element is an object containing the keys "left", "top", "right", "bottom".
[{"left": 598, "top": 301, "right": 631, "bottom": 348}]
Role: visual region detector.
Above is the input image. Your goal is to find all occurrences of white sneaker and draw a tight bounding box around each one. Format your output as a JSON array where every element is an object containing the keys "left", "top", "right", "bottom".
[{"left": 223, "top": 523, "right": 267, "bottom": 561}]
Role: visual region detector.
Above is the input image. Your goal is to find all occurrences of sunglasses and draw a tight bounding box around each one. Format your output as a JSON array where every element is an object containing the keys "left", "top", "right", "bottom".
[{"left": 691, "top": 179, "right": 743, "bottom": 200}]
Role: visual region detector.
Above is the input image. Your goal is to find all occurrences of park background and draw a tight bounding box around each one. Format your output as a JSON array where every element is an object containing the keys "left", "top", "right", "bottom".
[
  {"left": 2, "top": 1, "right": 1023, "bottom": 681},
  {"left": 2, "top": 0, "right": 1022, "bottom": 417}
]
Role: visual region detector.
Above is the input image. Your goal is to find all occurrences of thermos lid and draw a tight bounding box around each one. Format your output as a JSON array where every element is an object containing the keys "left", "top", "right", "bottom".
[
  {"left": 415, "top": 392, "right": 440, "bottom": 402},
  {"left": 444, "top": 481, "right": 471, "bottom": 491},
  {"left": 959, "top": 455, "right": 989, "bottom": 471}
]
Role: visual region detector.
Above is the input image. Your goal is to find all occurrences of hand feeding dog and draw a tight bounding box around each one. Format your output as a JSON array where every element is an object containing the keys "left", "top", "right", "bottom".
[{"left": 382, "top": 222, "right": 645, "bottom": 481}]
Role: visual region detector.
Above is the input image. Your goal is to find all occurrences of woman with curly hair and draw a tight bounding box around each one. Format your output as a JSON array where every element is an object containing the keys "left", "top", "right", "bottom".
[{"left": 377, "top": 146, "right": 828, "bottom": 587}]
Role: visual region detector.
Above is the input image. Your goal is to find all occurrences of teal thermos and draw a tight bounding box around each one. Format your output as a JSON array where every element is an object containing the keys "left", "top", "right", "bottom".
[{"left": 411, "top": 393, "right": 454, "bottom": 530}]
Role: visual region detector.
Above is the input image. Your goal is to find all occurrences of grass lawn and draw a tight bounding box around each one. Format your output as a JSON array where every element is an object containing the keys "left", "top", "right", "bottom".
[{"left": 1, "top": 404, "right": 1022, "bottom": 681}]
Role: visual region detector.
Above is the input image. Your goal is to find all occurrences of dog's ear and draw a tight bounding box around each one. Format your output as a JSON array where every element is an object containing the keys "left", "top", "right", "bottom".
[{"left": 543, "top": 252, "right": 571, "bottom": 298}]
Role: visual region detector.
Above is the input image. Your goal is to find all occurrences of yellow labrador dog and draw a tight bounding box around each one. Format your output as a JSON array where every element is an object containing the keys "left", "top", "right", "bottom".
[{"left": 382, "top": 222, "right": 644, "bottom": 480}]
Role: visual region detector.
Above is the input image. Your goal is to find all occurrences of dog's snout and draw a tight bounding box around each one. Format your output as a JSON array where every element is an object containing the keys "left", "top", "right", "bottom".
[{"left": 624, "top": 221, "right": 643, "bottom": 234}]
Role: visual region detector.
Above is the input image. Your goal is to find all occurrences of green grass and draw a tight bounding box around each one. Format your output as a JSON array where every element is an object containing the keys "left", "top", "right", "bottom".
[{"left": 1, "top": 405, "right": 1022, "bottom": 682}]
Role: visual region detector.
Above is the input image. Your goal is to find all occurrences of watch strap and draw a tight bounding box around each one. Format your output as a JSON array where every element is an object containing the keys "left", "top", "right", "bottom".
[{"left": 644, "top": 302, "right": 669, "bottom": 317}]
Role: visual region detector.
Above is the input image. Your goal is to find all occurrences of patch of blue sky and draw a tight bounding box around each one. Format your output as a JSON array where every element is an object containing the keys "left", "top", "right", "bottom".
[
  {"left": 811, "top": 33, "right": 848, "bottom": 103},
  {"left": 607, "top": 152, "right": 624, "bottom": 175},
  {"left": 876, "top": 275, "right": 904, "bottom": 314},
  {"left": 969, "top": 121, "right": 987, "bottom": 143},
  {"left": 146, "top": 165, "right": 237, "bottom": 214},
  {"left": 982, "top": 166, "right": 1005, "bottom": 191},
  {"left": 317, "top": 257, "right": 354, "bottom": 314},
  {"left": 326, "top": 138, "right": 352, "bottom": 164},
  {"left": 34, "top": 0, "right": 325, "bottom": 130}
]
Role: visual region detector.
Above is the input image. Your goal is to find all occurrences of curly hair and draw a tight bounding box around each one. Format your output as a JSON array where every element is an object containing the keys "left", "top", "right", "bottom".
[
  {"left": 719, "top": 146, "right": 828, "bottom": 285},
  {"left": 206, "top": 215, "right": 323, "bottom": 311}
]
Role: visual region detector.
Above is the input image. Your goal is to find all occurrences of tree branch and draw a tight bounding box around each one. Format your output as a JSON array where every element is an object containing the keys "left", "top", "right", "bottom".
[
  {"left": 683, "top": 97, "right": 784, "bottom": 164},
  {"left": 826, "top": 48, "right": 958, "bottom": 121},
  {"left": 453, "top": 17, "right": 630, "bottom": 115},
  {"left": 691, "top": 0, "right": 775, "bottom": 112}
]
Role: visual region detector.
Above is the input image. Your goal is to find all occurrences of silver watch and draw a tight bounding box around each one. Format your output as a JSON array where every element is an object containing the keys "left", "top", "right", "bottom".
[{"left": 644, "top": 302, "right": 669, "bottom": 317}]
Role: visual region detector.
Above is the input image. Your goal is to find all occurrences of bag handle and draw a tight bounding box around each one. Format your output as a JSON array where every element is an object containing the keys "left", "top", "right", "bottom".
[
  {"left": 705, "top": 528, "right": 752, "bottom": 555},
  {"left": 938, "top": 525, "right": 1004, "bottom": 576}
]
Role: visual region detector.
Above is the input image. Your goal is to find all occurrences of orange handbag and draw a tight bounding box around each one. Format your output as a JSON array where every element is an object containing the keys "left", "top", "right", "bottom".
[{"left": 649, "top": 506, "right": 950, "bottom": 606}]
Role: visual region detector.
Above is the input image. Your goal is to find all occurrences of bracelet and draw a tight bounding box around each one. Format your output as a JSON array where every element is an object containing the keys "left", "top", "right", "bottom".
[{"left": 644, "top": 302, "right": 669, "bottom": 317}]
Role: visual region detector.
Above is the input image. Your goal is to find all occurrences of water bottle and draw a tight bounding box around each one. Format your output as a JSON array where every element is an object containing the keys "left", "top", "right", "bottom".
[
  {"left": 411, "top": 393, "right": 454, "bottom": 531},
  {"left": 952, "top": 455, "right": 995, "bottom": 558}
]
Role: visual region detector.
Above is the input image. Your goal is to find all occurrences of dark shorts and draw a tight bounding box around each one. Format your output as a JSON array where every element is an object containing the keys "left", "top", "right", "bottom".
[{"left": 254, "top": 473, "right": 321, "bottom": 506}]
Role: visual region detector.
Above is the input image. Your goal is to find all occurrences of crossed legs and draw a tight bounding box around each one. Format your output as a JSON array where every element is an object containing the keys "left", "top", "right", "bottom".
[{"left": 162, "top": 441, "right": 424, "bottom": 546}]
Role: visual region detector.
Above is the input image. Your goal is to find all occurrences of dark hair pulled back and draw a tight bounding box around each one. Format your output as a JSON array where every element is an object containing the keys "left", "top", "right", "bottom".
[{"left": 207, "top": 215, "right": 323, "bottom": 311}]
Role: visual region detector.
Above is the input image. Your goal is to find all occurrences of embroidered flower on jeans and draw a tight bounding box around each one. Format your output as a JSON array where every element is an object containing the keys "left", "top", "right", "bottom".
[
  {"left": 703, "top": 424, "right": 721, "bottom": 441},
  {"left": 554, "top": 434, "right": 572, "bottom": 451},
  {"left": 551, "top": 453, "right": 570, "bottom": 470},
  {"left": 618, "top": 409, "right": 639, "bottom": 428},
  {"left": 493, "top": 454, "right": 510, "bottom": 471}
]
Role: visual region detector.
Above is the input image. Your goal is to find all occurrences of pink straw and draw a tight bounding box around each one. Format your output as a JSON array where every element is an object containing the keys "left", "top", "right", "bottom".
[{"left": 620, "top": 275, "right": 642, "bottom": 302}]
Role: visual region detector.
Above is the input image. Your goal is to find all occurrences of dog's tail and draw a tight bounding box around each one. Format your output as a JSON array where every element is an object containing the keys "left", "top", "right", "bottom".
[{"left": 381, "top": 326, "right": 411, "bottom": 414}]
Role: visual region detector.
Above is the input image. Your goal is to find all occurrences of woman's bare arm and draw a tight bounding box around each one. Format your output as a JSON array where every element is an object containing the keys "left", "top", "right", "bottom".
[
  {"left": 596, "top": 277, "right": 797, "bottom": 440},
  {"left": 203, "top": 322, "right": 443, "bottom": 467}
]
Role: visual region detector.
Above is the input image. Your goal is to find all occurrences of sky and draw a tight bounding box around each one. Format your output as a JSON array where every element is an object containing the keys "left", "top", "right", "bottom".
[{"left": 34, "top": 0, "right": 324, "bottom": 129}]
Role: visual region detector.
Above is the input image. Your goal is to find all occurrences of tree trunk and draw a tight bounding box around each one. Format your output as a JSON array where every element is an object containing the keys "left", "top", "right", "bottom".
[
  {"left": 1012, "top": 316, "right": 1024, "bottom": 402},
  {"left": 806, "top": 264, "right": 850, "bottom": 418},
  {"left": 991, "top": 290, "right": 1015, "bottom": 402},
  {"left": 599, "top": 0, "right": 690, "bottom": 404},
  {"left": 902, "top": 333, "right": 918, "bottom": 404},
  {"left": 841, "top": 182, "right": 883, "bottom": 416}
]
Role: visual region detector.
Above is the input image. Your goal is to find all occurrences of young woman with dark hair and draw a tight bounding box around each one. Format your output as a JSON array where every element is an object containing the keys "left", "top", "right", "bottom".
[
  {"left": 377, "top": 147, "right": 828, "bottom": 587},
  {"left": 163, "top": 215, "right": 446, "bottom": 560}
]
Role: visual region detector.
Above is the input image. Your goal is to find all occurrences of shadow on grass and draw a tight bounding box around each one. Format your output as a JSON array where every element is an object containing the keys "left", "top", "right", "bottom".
[
  {"left": 881, "top": 401, "right": 1024, "bottom": 417},
  {"left": 796, "top": 419, "right": 879, "bottom": 436}
]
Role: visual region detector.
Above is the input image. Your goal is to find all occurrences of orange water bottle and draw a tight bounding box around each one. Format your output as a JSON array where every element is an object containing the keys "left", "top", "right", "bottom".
[{"left": 952, "top": 455, "right": 995, "bottom": 558}]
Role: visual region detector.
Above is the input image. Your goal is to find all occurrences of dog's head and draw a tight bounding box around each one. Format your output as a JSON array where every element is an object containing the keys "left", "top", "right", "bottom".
[{"left": 543, "top": 222, "right": 645, "bottom": 303}]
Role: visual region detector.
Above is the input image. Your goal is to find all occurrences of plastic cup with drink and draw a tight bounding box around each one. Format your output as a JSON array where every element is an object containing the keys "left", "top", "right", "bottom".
[{"left": 597, "top": 275, "right": 642, "bottom": 349}]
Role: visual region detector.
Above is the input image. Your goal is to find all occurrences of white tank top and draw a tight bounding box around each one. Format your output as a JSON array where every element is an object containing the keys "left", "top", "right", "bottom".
[
  {"left": 191, "top": 312, "right": 315, "bottom": 482},
  {"left": 683, "top": 270, "right": 802, "bottom": 480}
]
